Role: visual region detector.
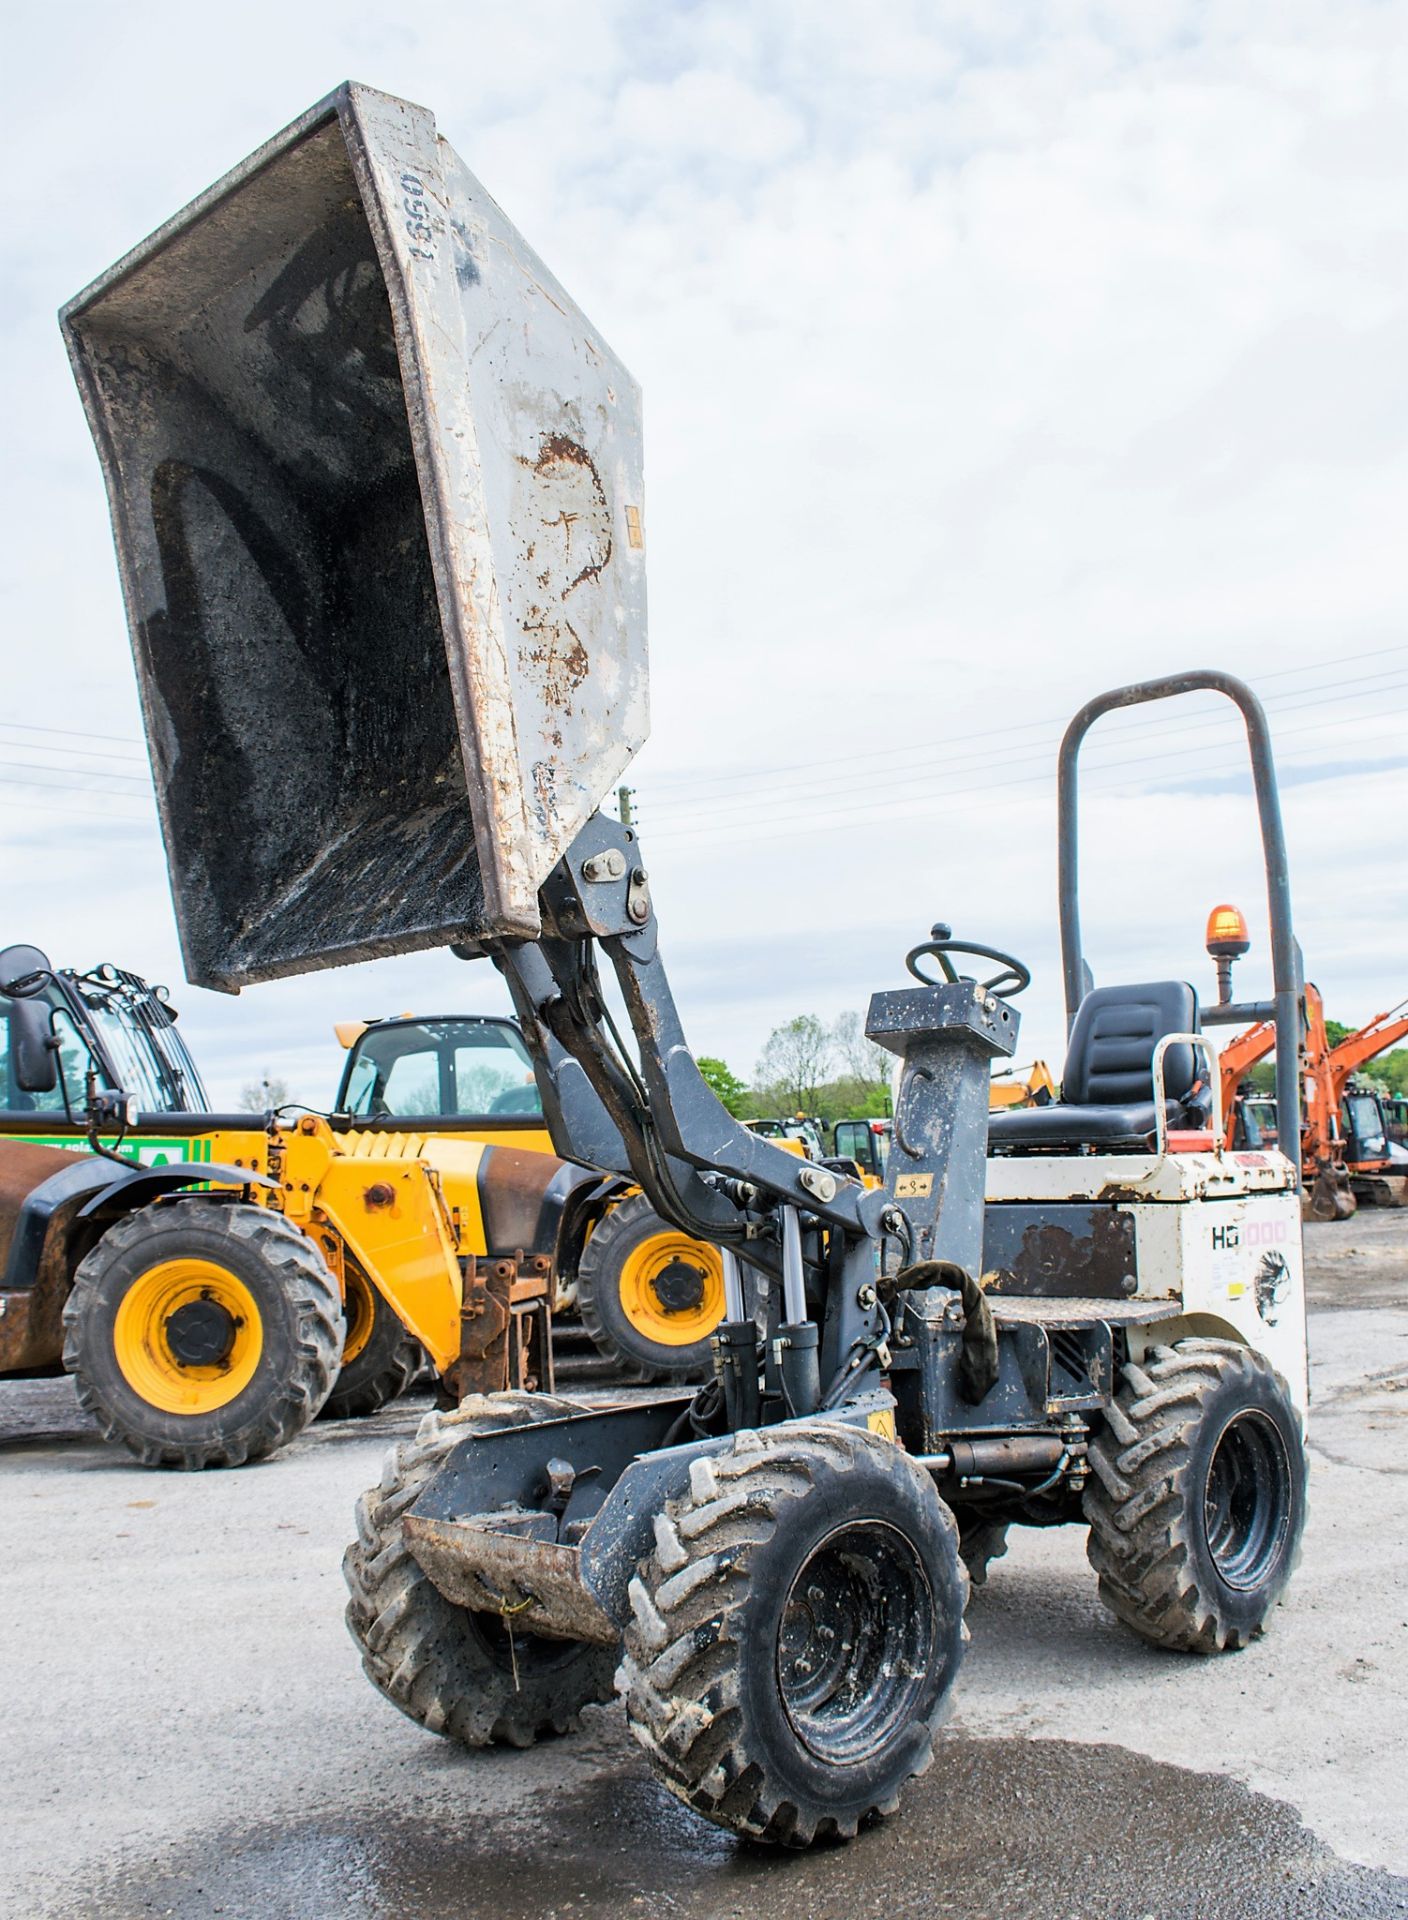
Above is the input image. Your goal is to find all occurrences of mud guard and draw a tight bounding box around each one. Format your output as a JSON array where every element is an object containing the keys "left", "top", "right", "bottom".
[{"left": 2, "top": 1158, "right": 270, "bottom": 1293}]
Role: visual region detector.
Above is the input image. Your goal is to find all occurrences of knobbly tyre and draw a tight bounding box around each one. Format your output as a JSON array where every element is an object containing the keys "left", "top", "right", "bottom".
[{"left": 64, "top": 83, "right": 1309, "bottom": 1844}]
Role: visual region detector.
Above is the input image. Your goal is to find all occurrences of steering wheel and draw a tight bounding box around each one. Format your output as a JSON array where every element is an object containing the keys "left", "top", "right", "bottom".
[{"left": 904, "top": 923, "right": 1031, "bottom": 999}]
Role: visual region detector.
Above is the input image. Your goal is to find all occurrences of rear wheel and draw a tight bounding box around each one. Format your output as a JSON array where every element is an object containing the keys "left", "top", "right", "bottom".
[
  {"left": 62, "top": 1198, "right": 343, "bottom": 1469},
  {"left": 320, "top": 1263, "right": 422, "bottom": 1420},
  {"left": 1084, "top": 1339, "right": 1306, "bottom": 1653},
  {"left": 575, "top": 1193, "right": 724, "bottom": 1383},
  {"left": 344, "top": 1393, "right": 617, "bottom": 1747},
  {"left": 619, "top": 1423, "right": 968, "bottom": 1845}
]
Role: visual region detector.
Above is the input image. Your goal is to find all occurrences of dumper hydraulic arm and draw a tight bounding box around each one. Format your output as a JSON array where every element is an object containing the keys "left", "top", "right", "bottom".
[{"left": 486, "top": 813, "right": 1021, "bottom": 1418}]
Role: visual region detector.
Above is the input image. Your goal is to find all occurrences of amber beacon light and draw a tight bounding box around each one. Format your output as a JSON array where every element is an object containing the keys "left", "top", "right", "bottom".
[
  {"left": 1206, "top": 903, "right": 1251, "bottom": 1006},
  {"left": 1206, "top": 904, "right": 1251, "bottom": 958}
]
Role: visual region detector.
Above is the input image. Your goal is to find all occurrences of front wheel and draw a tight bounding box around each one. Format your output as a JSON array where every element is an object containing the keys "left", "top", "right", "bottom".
[
  {"left": 344, "top": 1394, "right": 618, "bottom": 1747},
  {"left": 1084, "top": 1338, "right": 1306, "bottom": 1653},
  {"left": 62, "top": 1198, "right": 343, "bottom": 1469},
  {"left": 619, "top": 1423, "right": 968, "bottom": 1846}
]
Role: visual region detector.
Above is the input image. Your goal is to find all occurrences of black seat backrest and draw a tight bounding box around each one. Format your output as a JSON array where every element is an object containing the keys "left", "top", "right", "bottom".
[{"left": 1063, "top": 981, "right": 1199, "bottom": 1108}]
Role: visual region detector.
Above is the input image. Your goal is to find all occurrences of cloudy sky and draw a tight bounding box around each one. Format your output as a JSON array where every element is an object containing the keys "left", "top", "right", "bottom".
[{"left": 3, "top": 1, "right": 1406, "bottom": 1107}]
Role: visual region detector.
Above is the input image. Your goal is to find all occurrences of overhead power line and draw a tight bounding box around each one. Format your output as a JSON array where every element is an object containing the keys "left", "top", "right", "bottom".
[
  {"left": 645, "top": 710, "right": 1408, "bottom": 851},
  {"left": 644, "top": 639, "right": 1408, "bottom": 797},
  {"left": 0, "top": 756, "right": 150, "bottom": 790},
  {"left": 0, "top": 719, "right": 148, "bottom": 756},
  {"left": 642, "top": 667, "right": 1408, "bottom": 827},
  {"left": 641, "top": 662, "right": 1408, "bottom": 816},
  {"left": 0, "top": 768, "right": 153, "bottom": 803}
]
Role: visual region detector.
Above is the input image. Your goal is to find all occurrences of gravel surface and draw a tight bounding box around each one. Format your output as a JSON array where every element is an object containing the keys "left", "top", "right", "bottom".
[{"left": 3, "top": 1209, "right": 1405, "bottom": 1919}]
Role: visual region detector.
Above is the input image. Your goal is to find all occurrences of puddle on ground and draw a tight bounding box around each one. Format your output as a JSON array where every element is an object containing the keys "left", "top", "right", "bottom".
[{"left": 50, "top": 1735, "right": 1408, "bottom": 1920}]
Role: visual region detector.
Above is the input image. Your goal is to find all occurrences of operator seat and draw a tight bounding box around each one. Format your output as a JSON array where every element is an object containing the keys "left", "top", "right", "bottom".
[{"left": 988, "top": 980, "right": 1205, "bottom": 1153}]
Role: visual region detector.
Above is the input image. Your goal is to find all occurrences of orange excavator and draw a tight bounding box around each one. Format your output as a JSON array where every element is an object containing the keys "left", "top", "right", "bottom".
[
  {"left": 1210, "top": 904, "right": 1408, "bottom": 1217},
  {"left": 1328, "top": 1005, "right": 1408, "bottom": 1209}
]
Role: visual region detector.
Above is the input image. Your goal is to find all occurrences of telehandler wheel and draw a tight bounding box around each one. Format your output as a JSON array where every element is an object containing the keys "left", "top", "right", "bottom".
[
  {"left": 62, "top": 1198, "right": 343, "bottom": 1470},
  {"left": 575, "top": 1193, "right": 724, "bottom": 1383},
  {"left": 619, "top": 1423, "right": 968, "bottom": 1846},
  {"left": 1084, "top": 1339, "right": 1306, "bottom": 1654},
  {"left": 344, "top": 1394, "right": 617, "bottom": 1747},
  {"left": 319, "top": 1263, "right": 423, "bottom": 1421}
]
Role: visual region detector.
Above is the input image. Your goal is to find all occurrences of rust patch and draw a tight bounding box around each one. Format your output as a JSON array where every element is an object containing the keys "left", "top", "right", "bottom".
[
  {"left": 445, "top": 1249, "right": 553, "bottom": 1400},
  {"left": 532, "top": 435, "right": 614, "bottom": 598},
  {"left": 523, "top": 612, "right": 591, "bottom": 699},
  {"left": 515, "top": 433, "right": 613, "bottom": 708},
  {"left": 0, "top": 1142, "right": 95, "bottom": 1370}
]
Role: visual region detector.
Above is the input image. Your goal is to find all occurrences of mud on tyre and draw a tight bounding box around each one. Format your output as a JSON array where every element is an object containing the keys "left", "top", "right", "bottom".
[
  {"left": 1084, "top": 1337, "right": 1306, "bottom": 1653},
  {"left": 619, "top": 1422, "right": 968, "bottom": 1845},
  {"left": 344, "top": 1393, "right": 618, "bottom": 1747},
  {"left": 62, "top": 1196, "right": 343, "bottom": 1470}
]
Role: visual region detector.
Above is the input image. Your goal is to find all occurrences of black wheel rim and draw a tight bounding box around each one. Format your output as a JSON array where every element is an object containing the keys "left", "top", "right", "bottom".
[
  {"left": 1203, "top": 1410, "right": 1293, "bottom": 1591},
  {"left": 777, "top": 1520, "right": 935, "bottom": 1764},
  {"left": 651, "top": 1257, "right": 707, "bottom": 1314},
  {"left": 164, "top": 1296, "right": 238, "bottom": 1367}
]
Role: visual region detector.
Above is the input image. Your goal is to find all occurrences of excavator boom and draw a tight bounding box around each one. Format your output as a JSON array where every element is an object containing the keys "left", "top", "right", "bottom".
[{"left": 1326, "top": 1001, "right": 1408, "bottom": 1103}]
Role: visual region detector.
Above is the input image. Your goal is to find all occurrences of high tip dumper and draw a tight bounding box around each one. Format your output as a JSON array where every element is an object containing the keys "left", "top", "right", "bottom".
[{"left": 67, "top": 82, "right": 1310, "bottom": 1845}]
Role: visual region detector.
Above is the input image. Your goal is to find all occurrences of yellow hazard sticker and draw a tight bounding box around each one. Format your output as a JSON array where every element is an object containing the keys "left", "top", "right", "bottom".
[
  {"left": 867, "top": 1409, "right": 897, "bottom": 1440},
  {"left": 894, "top": 1173, "right": 933, "bottom": 1198}
]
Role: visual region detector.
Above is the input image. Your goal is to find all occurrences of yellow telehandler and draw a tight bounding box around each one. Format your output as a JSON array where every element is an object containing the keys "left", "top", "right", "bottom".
[
  {"left": 0, "top": 951, "right": 602, "bottom": 1466},
  {"left": 333, "top": 1011, "right": 727, "bottom": 1382}
]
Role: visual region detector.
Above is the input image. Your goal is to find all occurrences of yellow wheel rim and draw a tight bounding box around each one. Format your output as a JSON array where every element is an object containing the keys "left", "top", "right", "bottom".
[
  {"left": 618, "top": 1233, "right": 725, "bottom": 1347},
  {"left": 341, "top": 1265, "right": 376, "bottom": 1367},
  {"left": 112, "top": 1258, "right": 263, "bottom": 1416}
]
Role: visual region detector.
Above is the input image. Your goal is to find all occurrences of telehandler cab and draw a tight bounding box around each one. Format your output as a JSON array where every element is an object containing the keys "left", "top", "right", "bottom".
[{"left": 65, "top": 82, "right": 1309, "bottom": 1845}]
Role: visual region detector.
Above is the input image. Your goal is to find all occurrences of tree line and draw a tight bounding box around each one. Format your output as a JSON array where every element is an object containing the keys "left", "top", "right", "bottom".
[
  {"left": 698, "top": 1012, "right": 893, "bottom": 1128},
  {"left": 713, "top": 1011, "right": 1408, "bottom": 1131}
]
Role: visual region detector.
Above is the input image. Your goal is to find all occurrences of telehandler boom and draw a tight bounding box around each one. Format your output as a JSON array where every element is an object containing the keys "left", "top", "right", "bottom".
[{"left": 66, "top": 82, "right": 1310, "bottom": 1846}]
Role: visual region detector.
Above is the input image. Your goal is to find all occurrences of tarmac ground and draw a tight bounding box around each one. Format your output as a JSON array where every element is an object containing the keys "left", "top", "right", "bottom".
[{"left": 3, "top": 1208, "right": 1406, "bottom": 1919}]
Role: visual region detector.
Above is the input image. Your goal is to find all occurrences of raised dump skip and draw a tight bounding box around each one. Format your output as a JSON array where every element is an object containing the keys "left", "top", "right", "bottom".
[{"left": 63, "top": 82, "right": 647, "bottom": 992}]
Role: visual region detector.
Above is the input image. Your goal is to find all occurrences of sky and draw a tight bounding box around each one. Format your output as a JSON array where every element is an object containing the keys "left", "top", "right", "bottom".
[{"left": 2, "top": 1, "right": 1406, "bottom": 1108}]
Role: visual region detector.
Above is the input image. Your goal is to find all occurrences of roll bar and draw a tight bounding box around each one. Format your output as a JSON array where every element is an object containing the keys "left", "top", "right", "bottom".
[{"left": 1057, "top": 670, "right": 1302, "bottom": 1180}]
